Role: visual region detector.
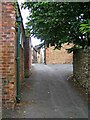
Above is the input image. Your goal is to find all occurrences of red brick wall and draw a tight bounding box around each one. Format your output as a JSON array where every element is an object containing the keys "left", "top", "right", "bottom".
[
  {"left": 1, "top": 2, "right": 25, "bottom": 108},
  {"left": 20, "top": 23, "right": 26, "bottom": 81},
  {"left": 1, "top": 2, "right": 16, "bottom": 108},
  {"left": 24, "top": 37, "right": 32, "bottom": 77},
  {"left": 46, "top": 43, "right": 73, "bottom": 64},
  {"left": 0, "top": 2, "right": 2, "bottom": 113},
  {"left": 20, "top": 47, "right": 24, "bottom": 82},
  {"left": 33, "top": 49, "right": 37, "bottom": 63},
  {"left": 29, "top": 40, "right": 32, "bottom": 71}
]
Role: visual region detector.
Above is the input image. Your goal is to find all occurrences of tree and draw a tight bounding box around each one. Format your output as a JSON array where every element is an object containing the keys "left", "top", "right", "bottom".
[
  {"left": 22, "top": 2, "right": 90, "bottom": 51},
  {"left": 80, "top": 20, "right": 90, "bottom": 33}
]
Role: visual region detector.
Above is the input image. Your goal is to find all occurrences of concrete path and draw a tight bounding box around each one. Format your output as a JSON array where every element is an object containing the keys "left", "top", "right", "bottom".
[{"left": 3, "top": 64, "right": 88, "bottom": 118}]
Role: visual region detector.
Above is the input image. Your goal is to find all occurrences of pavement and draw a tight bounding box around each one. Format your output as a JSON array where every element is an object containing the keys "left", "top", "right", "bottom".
[{"left": 2, "top": 64, "right": 88, "bottom": 118}]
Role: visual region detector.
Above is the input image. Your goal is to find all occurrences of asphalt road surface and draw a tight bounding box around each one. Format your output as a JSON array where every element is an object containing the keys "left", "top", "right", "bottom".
[{"left": 3, "top": 64, "right": 88, "bottom": 118}]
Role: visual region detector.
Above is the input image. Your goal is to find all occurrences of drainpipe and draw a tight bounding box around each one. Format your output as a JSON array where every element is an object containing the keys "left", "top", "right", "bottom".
[{"left": 16, "top": 16, "right": 21, "bottom": 103}]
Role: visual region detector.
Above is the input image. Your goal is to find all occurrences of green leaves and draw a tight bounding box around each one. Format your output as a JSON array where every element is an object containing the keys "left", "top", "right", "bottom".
[
  {"left": 22, "top": 2, "right": 90, "bottom": 51},
  {"left": 80, "top": 20, "right": 90, "bottom": 33}
]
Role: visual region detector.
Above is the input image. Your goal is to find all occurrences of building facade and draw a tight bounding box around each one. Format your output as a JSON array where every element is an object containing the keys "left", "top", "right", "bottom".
[
  {"left": 24, "top": 37, "right": 32, "bottom": 77},
  {"left": 0, "top": 2, "right": 31, "bottom": 108},
  {"left": 45, "top": 43, "right": 73, "bottom": 64},
  {"left": 32, "top": 45, "right": 44, "bottom": 64}
]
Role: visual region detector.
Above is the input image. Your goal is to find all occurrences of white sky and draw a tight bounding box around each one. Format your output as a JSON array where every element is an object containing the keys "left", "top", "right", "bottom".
[{"left": 18, "top": 0, "right": 41, "bottom": 47}]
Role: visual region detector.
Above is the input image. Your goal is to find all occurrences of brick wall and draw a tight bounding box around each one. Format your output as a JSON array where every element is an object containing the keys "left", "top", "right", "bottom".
[
  {"left": 24, "top": 37, "right": 32, "bottom": 78},
  {"left": 46, "top": 43, "right": 73, "bottom": 64},
  {"left": 29, "top": 41, "right": 32, "bottom": 71},
  {"left": 73, "top": 48, "right": 90, "bottom": 92},
  {"left": 0, "top": 2, "right": 26, "bottom": 108},
  {"left": 20, "top": 47, "right": 24, "bottom": 82},
  {"left": 1, "top": 2, "right": 16, "bottom": 108},
  {"left": 0, "top": 2, "right": 2, "bottom": 118},
  {"left": 33, "top": 48, "right": 37, "bottom": 63}
]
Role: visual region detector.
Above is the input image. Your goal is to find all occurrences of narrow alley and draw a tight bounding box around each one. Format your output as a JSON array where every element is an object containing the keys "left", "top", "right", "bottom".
[{"left": 3, "top": 64, "right": 88, "bottom": 118}]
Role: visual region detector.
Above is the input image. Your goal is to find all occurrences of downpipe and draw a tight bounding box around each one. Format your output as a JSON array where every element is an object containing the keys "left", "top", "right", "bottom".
[{"left": 16, "top": 16, "right": 21, "bottom": 103}]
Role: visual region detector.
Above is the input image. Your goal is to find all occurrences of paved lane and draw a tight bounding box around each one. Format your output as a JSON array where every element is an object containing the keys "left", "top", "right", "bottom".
[{"left": 3, "top": 64, "right": 88, "bottom": 118}]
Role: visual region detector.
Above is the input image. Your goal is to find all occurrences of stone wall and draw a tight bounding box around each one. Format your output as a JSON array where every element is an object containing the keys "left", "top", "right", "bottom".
[
  {"left": 46, "top": 43, "right": 73, "bottom": 64},
  {"left": 73, "top": 48, "right": 90, "bottom": 92}
]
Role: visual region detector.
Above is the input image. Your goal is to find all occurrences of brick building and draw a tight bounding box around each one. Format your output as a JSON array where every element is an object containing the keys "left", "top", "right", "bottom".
[
  {"left": 0, "top": 2, "right": 31, "bottom": 108},
  {"left": 24, "top": 37, "right": 32, "bottom": 77},
  {"left": 32, "top": 46, "right": 38, "bottom": 63},
  {"left": 45, "top": 43, "right": 73, "bottom": 64}
]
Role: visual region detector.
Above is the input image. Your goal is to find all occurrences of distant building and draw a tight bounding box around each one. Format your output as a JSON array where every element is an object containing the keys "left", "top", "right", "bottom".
[{"left": 32, "top": 45, "right": 44, "bottom": 64}]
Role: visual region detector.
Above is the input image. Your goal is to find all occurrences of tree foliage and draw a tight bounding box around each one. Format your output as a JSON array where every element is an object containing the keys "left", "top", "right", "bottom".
[
  {"left": 80, "top": 20, "right": 90, "bottom": 33},
  {"left": 22, "top": 2, "right": 90, "bottom": 51}
]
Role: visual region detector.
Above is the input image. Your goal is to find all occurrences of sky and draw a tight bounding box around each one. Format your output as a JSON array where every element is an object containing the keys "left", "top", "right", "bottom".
[{"left": 18, "top": 0, "right": 41, "bottom": 47}]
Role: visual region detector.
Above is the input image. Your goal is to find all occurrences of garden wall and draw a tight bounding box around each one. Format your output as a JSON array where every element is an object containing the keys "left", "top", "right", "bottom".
[{"left": 73, "top": 48, "right": 90, "bottom": 92}]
